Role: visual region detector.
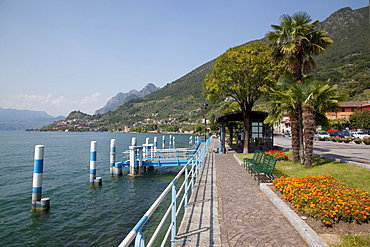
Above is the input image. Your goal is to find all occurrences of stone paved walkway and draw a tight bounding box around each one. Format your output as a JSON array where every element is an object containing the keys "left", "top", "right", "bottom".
[
  {"left": 176, "top": 140, "right": 308, "bottom": 246},
  {"left": 215, "top": 152, "right": 307, "bottom": 247}
]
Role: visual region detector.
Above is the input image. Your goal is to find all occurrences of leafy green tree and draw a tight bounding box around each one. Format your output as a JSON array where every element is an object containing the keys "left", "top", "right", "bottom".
[
  {"left": 265, "top": 11, "right": 334, "bottom": 164},
  {"left": 329, "top": 118, "right": 350, "bottom": 130},
  {"left": 350, "top": 110, "right": 370, "bottom": 129},
  {"left": 203, "top": 42, "right": 284, "bottom": 153}
]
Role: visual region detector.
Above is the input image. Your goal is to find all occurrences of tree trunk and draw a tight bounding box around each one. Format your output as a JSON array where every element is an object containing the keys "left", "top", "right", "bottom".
[
  {"left": 302, "top": 104, "right": 316, "bottom": 168},
  {"left": 242, "top": 106, "right": 253, "bottom": 154},
  {"left": 297, "top": 104, "right": 305, "bottom": 166},
  {"left": 289, "top": 113, "right": 300, "bottom": 163}
]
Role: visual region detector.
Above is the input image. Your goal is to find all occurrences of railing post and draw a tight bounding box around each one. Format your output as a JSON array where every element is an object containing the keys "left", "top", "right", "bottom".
[
  {"left": 171, "top": 183, "right": 177, "bottom": 246},
  {"left": 185, "top": 167, "right": 188, "bottom": 209},
  {"left": 135, "top": 230, "right": 145, "bottom": 247},
  {"left": 191, "top": 160, "right": 194, "bottom": 191}
]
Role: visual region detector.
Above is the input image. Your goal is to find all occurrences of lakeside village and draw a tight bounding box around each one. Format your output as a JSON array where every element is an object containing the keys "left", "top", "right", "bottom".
[
  {"left": 27, "top": 110, "right": 211, "bottom": 134},
  {"left": 27, "top": 101, "right": 370, "bottom": 136}
]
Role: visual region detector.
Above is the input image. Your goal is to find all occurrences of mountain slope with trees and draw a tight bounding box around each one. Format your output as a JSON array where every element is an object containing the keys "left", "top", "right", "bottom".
[
  {"left": 313, "top": 7, "right": 370, "bottom": 100},
  {"left": 40, "top": 6, "right": 370, "bottom": 132}
]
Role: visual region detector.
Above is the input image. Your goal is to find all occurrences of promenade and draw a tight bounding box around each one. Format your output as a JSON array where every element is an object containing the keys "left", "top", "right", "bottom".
[{"left": 175, "top": 141, "right": 309, "bottom": 247}]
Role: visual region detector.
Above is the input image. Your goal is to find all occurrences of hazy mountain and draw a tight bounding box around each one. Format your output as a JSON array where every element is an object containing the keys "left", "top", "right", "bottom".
[
  {"left": 95, "top": 83, "right": 160, "bottom": 114},
  {"left": 0, "top": 108, "right": 65, "bottom": 130}
]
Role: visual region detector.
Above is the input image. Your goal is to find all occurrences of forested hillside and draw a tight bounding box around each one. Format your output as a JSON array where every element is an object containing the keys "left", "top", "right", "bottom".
[
  {"left": 39, "top": 6, "right": 370, "bottom": 132},
  {"left": 313, "top": 7, "right": 370, "bottom": 100},
  {"left": 97, "top": 60, "right": 216, "bottom": 130}
]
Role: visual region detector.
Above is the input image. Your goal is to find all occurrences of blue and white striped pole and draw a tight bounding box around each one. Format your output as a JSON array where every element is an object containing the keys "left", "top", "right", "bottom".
[
  {"left": 32, "top": 145, "right": 44, "bottom": 209},
  {"left": 162, "top": 135, "right": 165, "bottom": 149},
  {"left": 90, "top": 141, "right": 97, "bottom": 183},
  {"left": 110, "top": 139, "right": 115, "bottom": 175},
  {"left": 154, "top": 136, "right": 158, "bottom": 152},
  {"left": 129, "top": 137, "right": 136, "bottom": 176},
  {"left": 110, "top": 139, "right": 121, "bottom": 176},
  {"left": 145, "top": 137, "right": 150, "bottom": 158},
  {"left": 169, "top": 135, "right": 172, "bottom": 148},
  {"left": 173, "top": 136, "right": 176, "bottom": 149}
]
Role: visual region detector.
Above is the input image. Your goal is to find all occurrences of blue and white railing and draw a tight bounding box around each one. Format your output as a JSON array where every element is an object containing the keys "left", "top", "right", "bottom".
[{"left": 118, "top": 137, "right": 212, "bottom": 247}]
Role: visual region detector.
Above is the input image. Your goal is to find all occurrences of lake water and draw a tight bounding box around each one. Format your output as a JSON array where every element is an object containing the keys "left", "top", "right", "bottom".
[{"left": 0, "top": 131, "right": 193, "bottom": 246}]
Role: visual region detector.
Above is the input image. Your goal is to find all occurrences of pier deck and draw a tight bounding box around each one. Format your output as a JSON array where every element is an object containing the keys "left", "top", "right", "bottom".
[{"left": 175, "top": 140, "right": 308, "bottom": 247}]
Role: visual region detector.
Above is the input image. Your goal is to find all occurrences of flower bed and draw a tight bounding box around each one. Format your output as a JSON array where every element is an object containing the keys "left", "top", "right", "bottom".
[
  {"left": 264, "top": 150, "right": 288, "bottom": 160},
  {"left": 273, "top": 175, "right": 370, "bottom": 226}
]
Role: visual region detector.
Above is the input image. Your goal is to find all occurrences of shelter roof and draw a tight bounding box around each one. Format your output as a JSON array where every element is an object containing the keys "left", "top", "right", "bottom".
[{"left": 215, "top": 111, "right": 268, "bottom": 123}]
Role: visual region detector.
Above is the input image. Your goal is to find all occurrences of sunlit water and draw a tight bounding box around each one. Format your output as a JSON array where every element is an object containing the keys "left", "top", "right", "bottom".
[{"left": 0, "top": 131, "right": 192, "bottom": 246}]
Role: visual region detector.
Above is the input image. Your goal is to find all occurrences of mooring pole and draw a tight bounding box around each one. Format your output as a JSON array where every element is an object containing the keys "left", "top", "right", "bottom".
[
  {"left": 110, "top": 139, "right": 116, "bottom": 176},
  {"left": 154, "top": 136, "right": 158, "bottom": 152},
  {"left": 32, "top": 145, "right": 44, "bottom": 209},
  {"left": 32, "top": 145, "right": 50, "bottom": 210},
  {"left": 90, "top": 141, "right": 97, "bottom": 183}
]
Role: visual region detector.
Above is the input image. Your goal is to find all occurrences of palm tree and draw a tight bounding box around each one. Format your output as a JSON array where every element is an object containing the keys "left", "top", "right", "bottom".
[
  {"left": 266, "top": 77, "right": 348, "bottom": 167},
  {"left": 265, "top": 77, "right": 305, "bottom": 163},
  {"left": 265, "top": 11, "right": 334, "bottom": 82},
  {"left": 301, "top": 82, "right": 348, "bottom": 167},
  {"left": 265, "top": 11, "right": 334, "bottom": 164}
]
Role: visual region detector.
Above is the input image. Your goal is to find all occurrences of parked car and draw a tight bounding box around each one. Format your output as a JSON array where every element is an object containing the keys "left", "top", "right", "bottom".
[
  {"left": 329, "top": 131, "right": 350, "bottom": 138},
  {"left": 283, "top": 132, "right": 291, "bottom": 137},
  {"left": 314, "top": 131, "right": 330, "bottom": 140},
  {"left": 351, "top": 131, "right": 370, "bottom": 139}
]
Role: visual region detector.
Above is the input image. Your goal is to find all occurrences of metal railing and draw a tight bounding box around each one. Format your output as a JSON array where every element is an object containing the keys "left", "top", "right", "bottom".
[
  {"left": 120, "top": 139, "right": 202, "bottom": 164},
  {"left": 118, "top": 137, "right": 212, "bottom": 247}
]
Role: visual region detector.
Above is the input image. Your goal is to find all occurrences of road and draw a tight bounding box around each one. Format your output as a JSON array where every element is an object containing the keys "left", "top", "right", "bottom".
[{"left": 273, "top": 134, "right": 370, "bottom": 168}]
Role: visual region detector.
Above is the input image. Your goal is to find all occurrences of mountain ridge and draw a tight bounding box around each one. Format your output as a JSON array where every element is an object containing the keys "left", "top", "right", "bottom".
[{"left": 95, "top": 83, "right": 160, "bottom": 115}]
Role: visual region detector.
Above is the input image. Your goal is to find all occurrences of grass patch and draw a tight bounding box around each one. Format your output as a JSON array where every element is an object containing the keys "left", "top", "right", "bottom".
[
  {"left": 334, "top": 234, "right": 370, "bottom": 247},
  {"left": 235, "top": 153, "right": 370, "bottom": 192}
]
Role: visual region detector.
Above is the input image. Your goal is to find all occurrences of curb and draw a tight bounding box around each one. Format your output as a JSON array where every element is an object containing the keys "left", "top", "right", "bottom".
[{"left": 232, "top": 154, "right": 328, "bottom": 247}]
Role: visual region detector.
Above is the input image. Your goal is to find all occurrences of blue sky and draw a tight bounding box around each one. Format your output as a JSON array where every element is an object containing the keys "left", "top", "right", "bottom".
[{"left": 0, "top": 0, "right": 368, "bottom": 117}]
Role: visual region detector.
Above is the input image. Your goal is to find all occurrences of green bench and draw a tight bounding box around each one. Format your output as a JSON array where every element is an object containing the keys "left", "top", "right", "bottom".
[
  {"left": 249, "top": 153, "right": 278, "bottom": 184},
  {"left": 243, "top": 150, "right": 264, "bottom": 173}
]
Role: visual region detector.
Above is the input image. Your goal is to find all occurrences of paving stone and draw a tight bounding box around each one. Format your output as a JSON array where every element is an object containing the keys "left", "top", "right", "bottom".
[{"left": 176, "top": 140, "right": 308, "bottom": 246}]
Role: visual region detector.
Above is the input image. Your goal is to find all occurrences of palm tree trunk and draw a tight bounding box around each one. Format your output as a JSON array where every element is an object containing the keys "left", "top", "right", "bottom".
[
  {"left": 289, "top": 113, "right": 300, "bottom": 163},
  {"left": 297, "top": 104, "right": 305, "bottom": 166},
  {"left": 302, "top": 104, "right": 316, "bottom": 168}
]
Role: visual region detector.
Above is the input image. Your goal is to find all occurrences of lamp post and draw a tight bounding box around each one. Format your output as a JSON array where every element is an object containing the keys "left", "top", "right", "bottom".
[{"left": 203, "top": 103, "right": 208, "bottom": 142}]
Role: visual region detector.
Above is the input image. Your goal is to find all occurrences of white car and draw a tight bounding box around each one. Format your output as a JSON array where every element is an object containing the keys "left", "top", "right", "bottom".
[
  {"left": 351, "top": 131, "right": 370, "bottom": 139},
  {"left": 314, "top": 131, "right": 330, "bottom": 140}
]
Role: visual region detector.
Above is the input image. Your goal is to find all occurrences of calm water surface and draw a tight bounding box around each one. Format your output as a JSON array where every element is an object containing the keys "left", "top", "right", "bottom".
[{"left": 0, "top": 131, "right": 192, "bottom": 246}]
